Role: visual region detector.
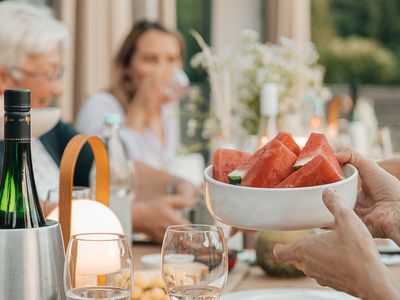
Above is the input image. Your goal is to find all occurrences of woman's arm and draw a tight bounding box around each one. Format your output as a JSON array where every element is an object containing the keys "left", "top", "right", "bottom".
[
  {"left": 134, "top": 160, "right": 172, "bottom": 201},
  {"left": 378, "top": 158, "right": 400, "bottom": 180},
  {"left": 134, "top": 161, "right": 200, "bottom": 201}
]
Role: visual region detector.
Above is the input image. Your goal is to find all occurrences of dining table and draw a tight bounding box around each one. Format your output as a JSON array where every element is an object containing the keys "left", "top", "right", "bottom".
[{"left": 132, "top": 243, "right": 400, "bottom": 296}]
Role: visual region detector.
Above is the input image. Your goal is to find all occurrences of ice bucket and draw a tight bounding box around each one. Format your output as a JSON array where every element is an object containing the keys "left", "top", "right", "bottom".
[{"left": 0, "top": 220, "right": 65, "bottom": 300}]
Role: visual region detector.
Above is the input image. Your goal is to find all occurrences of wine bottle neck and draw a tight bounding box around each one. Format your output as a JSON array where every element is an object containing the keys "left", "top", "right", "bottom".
[
  {"left": 4, "top": 111, "right": 30, "bottom": 142},
  {"left": 1, "top": 142, "right": 32, "bottom": 178},
  {"left": 0, "top": 141, "right": 45, "bottom": 228}
]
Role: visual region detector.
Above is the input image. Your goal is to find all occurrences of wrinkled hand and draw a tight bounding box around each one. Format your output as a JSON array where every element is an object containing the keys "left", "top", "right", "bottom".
[
  {"left": 337, "top": 148, "right": 400, "bottom": 245},
  {"left": 273, "top": 189, "right": 398, "bottom": 299},
  {"left": 133, "top": 196, "right": 195, "bottom": 243}
]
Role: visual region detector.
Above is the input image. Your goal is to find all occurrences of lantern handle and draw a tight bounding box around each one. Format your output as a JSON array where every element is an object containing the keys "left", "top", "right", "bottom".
[{"left": 58, "top": 134, "right": 110, "bottom": 250}]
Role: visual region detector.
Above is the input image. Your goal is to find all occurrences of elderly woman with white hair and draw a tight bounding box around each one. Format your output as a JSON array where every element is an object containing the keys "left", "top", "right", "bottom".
[
  {"left": 0, "top": 1, "right": 198, "bottom": 243},
  {"left": 0, "top": 1, "right": 80, "bottom": 197}
]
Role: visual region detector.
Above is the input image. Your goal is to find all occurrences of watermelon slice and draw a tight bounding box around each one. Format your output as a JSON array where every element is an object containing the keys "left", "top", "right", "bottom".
[
  {"left": 240, "top": 139, "right": 298, "bottom": 188},
  {"left": 294, "top": 133, "right": 343, "bottom": 177},
  {"left": 277, "top": 154, "right": 342, "bottom": 188},
  {"left": 275, "top": 132, "right": 301, "bottom": 156},
  {"left": 252, "top": 132, "right": 300, "bottom": 157},
  {"left": 228, "top": 132, "right": 299, "bottom": 184},
  {"left": 212, "top": 148, "right": 251, "bottom": 183}
]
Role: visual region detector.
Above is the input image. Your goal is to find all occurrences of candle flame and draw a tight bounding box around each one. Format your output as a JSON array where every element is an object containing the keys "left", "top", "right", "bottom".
[
  {"left": 310, "top": 116, "right": 322, "bottom": 129},
  {"left": 259, "top": 135, "right": 269, "bottom": 147}
]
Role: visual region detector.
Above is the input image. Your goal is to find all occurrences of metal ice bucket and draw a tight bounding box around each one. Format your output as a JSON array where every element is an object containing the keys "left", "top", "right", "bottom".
[
  {"left": 0, "top": 135, "right": 110, "bottom": 300},
  {"left": 0, "top": 220, "right": 65, "bottom": 300}
]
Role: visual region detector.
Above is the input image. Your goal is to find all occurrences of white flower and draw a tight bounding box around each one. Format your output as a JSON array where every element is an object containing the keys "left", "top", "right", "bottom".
[
  {"left": 186, "top": 119, "right": 198, "bottom": 138},
  {"left": 191, "top": 29, "right": 328, "bottom": 136},
  {"left": 240, "top": 29, "right": 260, "bottom": 43},
  {"left": 201, "top": 118, "right": 218, "bottom": 139},
  {"left": 190, "top": 52, "right": 206, "bottom": 69}
]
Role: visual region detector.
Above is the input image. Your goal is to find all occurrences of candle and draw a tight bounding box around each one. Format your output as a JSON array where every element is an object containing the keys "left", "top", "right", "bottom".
[
  {"left": 75, "top": 234, "right": 121, "bottom": 275},
  {"left": 47, "top": 200, "right": 125, "bottom": 286}
]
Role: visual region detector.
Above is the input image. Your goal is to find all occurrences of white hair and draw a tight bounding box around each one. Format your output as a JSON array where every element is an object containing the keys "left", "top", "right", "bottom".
[{"left": 0, "top": 1, "right": 68, "bottom": 76}]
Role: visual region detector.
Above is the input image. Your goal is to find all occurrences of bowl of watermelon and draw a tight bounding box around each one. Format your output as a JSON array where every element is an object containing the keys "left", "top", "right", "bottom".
[{"left": 204, "top": 132, "right": 358, "bottom": 231}]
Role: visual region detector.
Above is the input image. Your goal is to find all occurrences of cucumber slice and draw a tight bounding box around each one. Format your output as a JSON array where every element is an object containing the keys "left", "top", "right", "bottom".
[
  {"left": 228, "top": 169, "right": 247, "bottom": 185},
  {"left": 228, "top": 176, "right": 242, "bottom": 185}
]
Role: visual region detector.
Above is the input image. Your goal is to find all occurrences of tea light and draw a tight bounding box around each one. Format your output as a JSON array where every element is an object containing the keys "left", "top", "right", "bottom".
[
  {"left": 48, "top": 201, "right": 124, "bottom": 285},
  {"left": 74, "top": 233, "right": 121, "bottom": 275}
]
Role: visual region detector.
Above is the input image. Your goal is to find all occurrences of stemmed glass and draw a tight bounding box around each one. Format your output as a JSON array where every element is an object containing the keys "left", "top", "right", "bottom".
[
  {"left": 64, "top": 233, "right": 133, "bottom": 300},
  {"left": 161, "top": 224, "right": 228, "bottom": 300},
  {"left": 47, "top": 186, "right": 91, "bottom": 202}
]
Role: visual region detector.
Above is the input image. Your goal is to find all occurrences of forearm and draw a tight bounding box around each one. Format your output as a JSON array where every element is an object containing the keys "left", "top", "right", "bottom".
[
  {"left": 359, "top": 260, "right": 400, "bottom": 300},
  {"left": 378, "top": 158, "right": 400, "bottom": 180},
  {"left": 134, "top": 161, "right": 174, "bottom": 201}
]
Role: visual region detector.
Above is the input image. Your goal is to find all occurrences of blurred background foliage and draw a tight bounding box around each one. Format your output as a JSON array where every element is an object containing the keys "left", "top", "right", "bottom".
[
  {"left": 177, "top": 0, "right": 212, "bottom": 159},
  {"left": 312, "top": 0, "right": 400, "bottom": 84}
]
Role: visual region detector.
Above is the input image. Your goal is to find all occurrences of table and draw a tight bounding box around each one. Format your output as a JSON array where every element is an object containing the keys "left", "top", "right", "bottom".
[{"left": 132, "top": 243, "right": 400, "bottom": 293}]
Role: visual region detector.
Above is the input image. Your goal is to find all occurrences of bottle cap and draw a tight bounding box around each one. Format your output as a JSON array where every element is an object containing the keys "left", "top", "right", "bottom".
[
  {"left": 260, "top": 83, "right": 278, "bottom": 117},
  {"left": 4, "top": 89, "right": 30, "bottom": 112},
  {"left": 104, "top": 113, "right": 121, "bottom": 125}
]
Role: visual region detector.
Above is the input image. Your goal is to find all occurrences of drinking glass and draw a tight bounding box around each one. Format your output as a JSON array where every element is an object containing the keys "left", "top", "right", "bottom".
[
  {"left": 47, "top": 186, "right": 91, "bottom": 202},
  {"left": 162, "top": 224, "right": 228, "bottom": 300},
  {"left": 64, "top": 233, "right": 133, "bottom": 300}
]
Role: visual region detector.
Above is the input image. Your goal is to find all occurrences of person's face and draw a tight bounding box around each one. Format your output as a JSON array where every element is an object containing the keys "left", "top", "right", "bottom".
[
  {"left": 128, "top": 29, "right": 183, "bottom": 87},
  {"left": 0, "top": 48, "right": 64, "bottom": 108}
]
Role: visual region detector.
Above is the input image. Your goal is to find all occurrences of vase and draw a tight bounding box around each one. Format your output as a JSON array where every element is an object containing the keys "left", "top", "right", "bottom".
[{"left": 255, "top": 230, "right": 314, "bottom": 278}]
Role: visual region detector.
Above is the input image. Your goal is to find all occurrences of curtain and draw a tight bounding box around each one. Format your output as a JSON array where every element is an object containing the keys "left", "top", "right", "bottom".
[
  {"left": 159, "top": 0, "right": 177, "bottom": 29},
  {"left": 132, "top": 0, "right": 176, "bottom": 28},
  {"left": 265, "top": 0, "right": 310, "bottom": 45},
  {"left": 55, "top": 0, "right": 134, "bottom": 122}
]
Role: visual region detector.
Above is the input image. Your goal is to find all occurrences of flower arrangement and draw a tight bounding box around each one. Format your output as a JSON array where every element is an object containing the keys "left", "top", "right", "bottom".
[{"left": 191, "top": 29, "right": 331, "bottom": 144}]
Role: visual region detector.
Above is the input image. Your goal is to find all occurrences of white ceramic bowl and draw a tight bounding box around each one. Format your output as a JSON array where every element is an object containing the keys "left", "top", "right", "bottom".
[{"left": 204, "top": 164, "right": 358, "bottom": 231}]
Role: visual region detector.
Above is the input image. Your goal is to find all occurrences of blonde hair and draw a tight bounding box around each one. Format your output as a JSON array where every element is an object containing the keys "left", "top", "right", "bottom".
[
  {"left": 0, "top": 1, "right": 68, "bottom": 78},
  {"left": 110, "top": 20, "right": 184, "bottom": 110}
]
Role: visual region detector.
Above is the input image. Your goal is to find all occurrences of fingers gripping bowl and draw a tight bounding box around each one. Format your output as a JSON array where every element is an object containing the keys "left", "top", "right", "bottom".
[{"left": 203, "top": 164, "right": 358, "bottom": 231}]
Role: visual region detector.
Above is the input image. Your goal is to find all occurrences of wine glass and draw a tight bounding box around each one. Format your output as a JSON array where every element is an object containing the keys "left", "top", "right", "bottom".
[
  {"left": 162, "top": 224, "right": 228, "bottom": 300},
  {"left": 64, "top": 233, "right": 133, "bottom": 300},
  {"left": 45, "top": 186, "right": 91, "bottom": 216},
  {"left": 47, "top": 186, "right": 91, "bottom": 202}
]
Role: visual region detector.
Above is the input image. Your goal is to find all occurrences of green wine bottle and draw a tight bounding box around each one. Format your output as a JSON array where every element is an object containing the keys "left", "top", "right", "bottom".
[{"left": 0, "top": 89, "right": 46, "bottom": 228}]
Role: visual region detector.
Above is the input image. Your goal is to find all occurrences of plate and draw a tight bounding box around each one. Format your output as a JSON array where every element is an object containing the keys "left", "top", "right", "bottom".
[
  {"left": 380, "top": 254, "right": 400, "bottom": 266},
  {"left": 141, "top": 253, "right": 195, "bottom": 266},
  {"left": 204, "top": 164, "right": 358, "bottom": 231},
  {"left": 375, "top": 238, "right": 400, "bottom": 254},
  {"left": 221, "top": 288, "right": 358, "bottom": 300},
  {"left": 140, "top": 253, "right": 161, "bottom": 266}
]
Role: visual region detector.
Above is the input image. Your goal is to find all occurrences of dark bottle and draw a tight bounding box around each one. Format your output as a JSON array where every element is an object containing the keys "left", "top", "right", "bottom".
[
  {"left": 348, "top": 79, "right": 359, "bottom": 122},
  {"left": 0, "top": 89, "right": 46, "bottom": 228}
]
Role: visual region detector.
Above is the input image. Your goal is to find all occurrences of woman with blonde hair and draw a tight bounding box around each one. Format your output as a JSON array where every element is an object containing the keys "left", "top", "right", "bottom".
[{"left": 76, "top": 20, "right": 187, "bottom": 170}]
